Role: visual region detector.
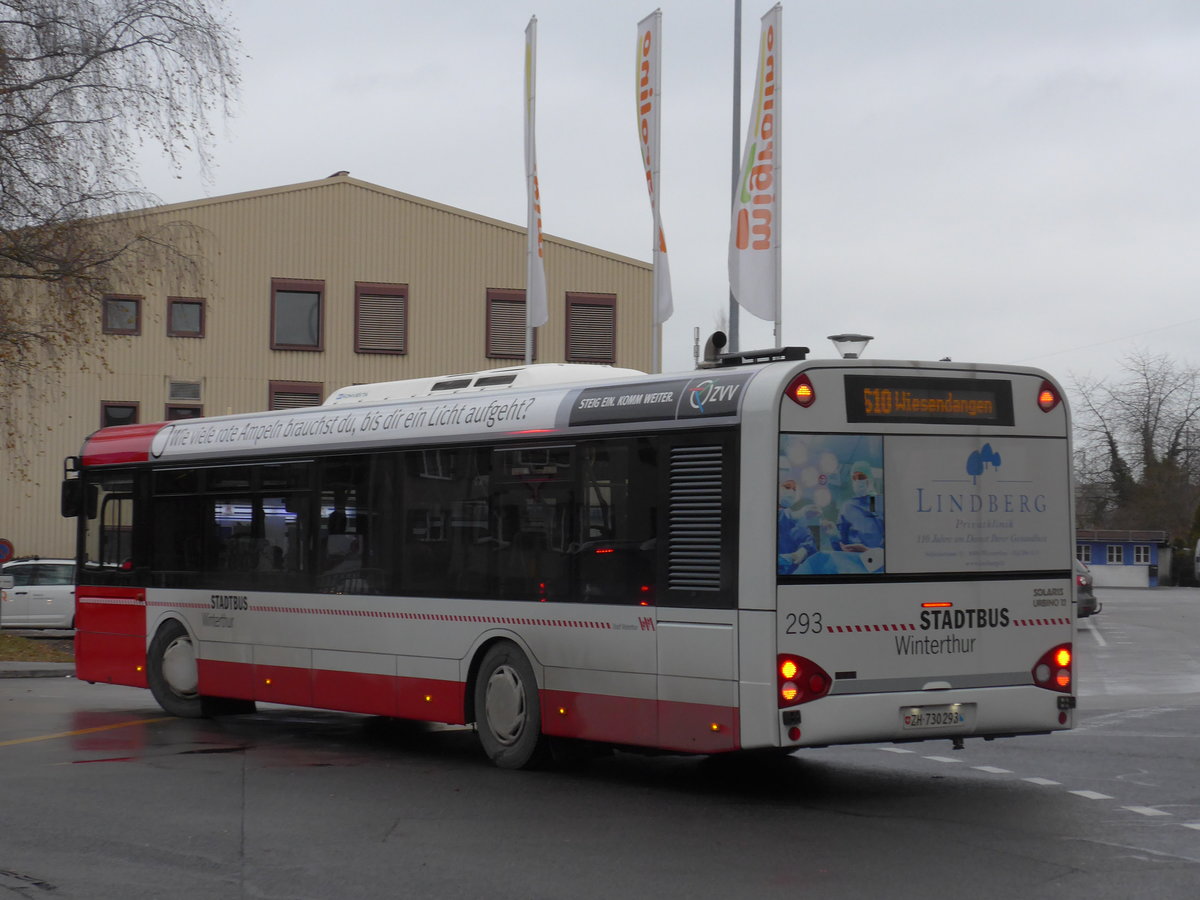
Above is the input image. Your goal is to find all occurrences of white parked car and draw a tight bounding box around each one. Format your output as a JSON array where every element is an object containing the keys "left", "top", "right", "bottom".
[{"left": 0, "top": 558, "right": 76, "bottom": 629}]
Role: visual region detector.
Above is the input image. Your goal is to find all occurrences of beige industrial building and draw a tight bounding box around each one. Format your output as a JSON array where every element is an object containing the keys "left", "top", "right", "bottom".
[{"left": 1, "top": 174, "right": 654, "bottom": 559}]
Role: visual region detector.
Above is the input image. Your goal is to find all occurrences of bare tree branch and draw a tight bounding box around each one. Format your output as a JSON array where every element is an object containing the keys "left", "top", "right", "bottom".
[
  {"left": 0, "top": 0, "right": 239, "bottom": 470},
  {"left": 1071, "top": 348, "right": 1200, "bottom": 538}
]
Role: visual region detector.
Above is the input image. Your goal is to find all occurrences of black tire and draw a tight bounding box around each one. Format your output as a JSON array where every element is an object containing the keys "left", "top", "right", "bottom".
[
  {"left": 147, "top": 619, "right": 204, "bottom": 718},
  {"left": 473, "top": 641, "right": 549, "bottom": 769}
]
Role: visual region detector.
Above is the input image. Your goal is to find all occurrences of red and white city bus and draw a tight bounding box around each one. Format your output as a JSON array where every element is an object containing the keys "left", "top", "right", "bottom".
[{"left": 63, "top": 347, "right": 1077, "bottom": 767}]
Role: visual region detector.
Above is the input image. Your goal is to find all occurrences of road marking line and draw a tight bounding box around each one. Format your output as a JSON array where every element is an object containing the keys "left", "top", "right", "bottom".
[
  {"left": 878, "top": 747, "right": 915, "bottom": 754},
  {"left": 973, "top": 766, "right": 1012, "bottom": 774},
  {"left": 1070, "top": 790, "right": 1114, "bottom": 800},
  {"left": 0, "top": 717, "right": 173, "bottom": 748},
  {"left": 924, "top": 756, "right": 962, "bottom": 763},
  {"left": 1024, "top": 777, "right": 1061, "bottom": 786},
  {"left": 1082, "top": 617, "right": 1108, "bottom": 647},
  {"left": 1123, "top": 806, "right": 1171, "bottom": 817},
  {"left": 1182, "top": 824, "right": 1200, "bottom": 831}
]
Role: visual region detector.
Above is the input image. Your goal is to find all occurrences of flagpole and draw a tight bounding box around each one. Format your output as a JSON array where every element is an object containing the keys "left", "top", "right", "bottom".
[
  {"left": 524, "top": 16, "right": 548, "bottom": 364},
  {"left": 729, "top": 0, "right": 741, "bottom": 353},
  {"left": 525, "top": 17, "right": 536, "bottom": 366}
]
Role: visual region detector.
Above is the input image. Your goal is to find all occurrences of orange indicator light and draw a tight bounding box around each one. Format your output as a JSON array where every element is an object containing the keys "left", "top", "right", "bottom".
[
  {"left": 710, "top": 723, "right": 722, "bottom": 733},
  {"left": 1055, "top": 648, "right": 1072, "bottom": 667},
  {"left": 922, "top": 602, "right": 953, "bottom": 608},
  {"left": 558, "top": 707, "right": 568, "bottom": 716},
  {"left": 264, "top": 678, "right": 272, "bottom": 686},
  {"left": 424, "top": 695, "right": 433, "bottom": 703},
  {"left": 780, "top": 659, "right": 798, "bottom": 680}
]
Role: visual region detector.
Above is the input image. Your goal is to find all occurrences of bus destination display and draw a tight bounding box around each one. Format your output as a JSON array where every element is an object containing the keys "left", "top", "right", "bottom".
[{"left": 844, "top": 375, "right": 1014, "bottom": 425}]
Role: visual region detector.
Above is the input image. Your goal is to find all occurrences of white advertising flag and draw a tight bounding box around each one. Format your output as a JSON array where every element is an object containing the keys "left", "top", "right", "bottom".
[
  {"left": 636, "top": 9, "right": 673, "bottom": 326},
  {"left": 524, "top": 17, "right": 549, "bottom": 333},
  {"left": 729, "top": 4, "right": 782, "bottom": 325}
]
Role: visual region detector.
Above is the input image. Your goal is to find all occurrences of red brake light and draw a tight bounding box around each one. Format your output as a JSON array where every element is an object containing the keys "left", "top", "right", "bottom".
[
  {"left": 785, "top": 374, "right": 815, "bottom": 408},
  {"left": 777, "top": 654, "right": 832, "bottom": 707},
  {"left": 1032, "top": 643, "right": 1073, "bottom": 693},
  {"left": 1036, "top": 380, "right": 1061, "bottom": 413}
]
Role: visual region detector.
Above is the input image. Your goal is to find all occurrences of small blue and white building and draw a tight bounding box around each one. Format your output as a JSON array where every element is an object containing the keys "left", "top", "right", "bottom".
[{"left": 1075, "top": 529, "right": 1169, "bottom": 587}]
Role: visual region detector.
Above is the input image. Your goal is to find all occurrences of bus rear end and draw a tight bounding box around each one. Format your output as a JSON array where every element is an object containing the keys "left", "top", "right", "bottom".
[{"left": 764, "top": 361, "right": 1074, "bottom": 749}]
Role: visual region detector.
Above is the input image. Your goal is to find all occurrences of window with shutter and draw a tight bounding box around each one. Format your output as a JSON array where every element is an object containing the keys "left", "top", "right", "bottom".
[
  {"left": 487, "top": 289, "right": 533, "bottom": 359},
  {"left": 269, "top": 380, "right": 324, "bottom": 410},
  {"left": 168, "top": 380, "right": 202, "bottom": 402},
  {"left": 566, "top": 293, "right": 616, "bottom": 364},
  {"left": 355, "top": 282, "right": 408, "bottom": 354}
]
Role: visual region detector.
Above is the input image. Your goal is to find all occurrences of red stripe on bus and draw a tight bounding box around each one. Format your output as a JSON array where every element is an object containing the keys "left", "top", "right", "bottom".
[
  {"left": 80, "top": 422, "right": 165, "bottom": 466},
  {"left": 540, "top": 689, "right": 739, "bottom": 753},
  {"left": 194, "top": 659, "right": 734, "bottom": 753}
]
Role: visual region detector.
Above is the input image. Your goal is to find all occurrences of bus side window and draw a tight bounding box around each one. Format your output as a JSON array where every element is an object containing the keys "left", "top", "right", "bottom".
[{"left": 575, "top": 438, "right": 657, "bottom": 605}]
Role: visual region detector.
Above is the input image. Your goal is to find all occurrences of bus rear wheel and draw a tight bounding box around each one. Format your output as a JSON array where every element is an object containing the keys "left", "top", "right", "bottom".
[{"left": 474, "top": 642, "right": 549, "bottom": 769}]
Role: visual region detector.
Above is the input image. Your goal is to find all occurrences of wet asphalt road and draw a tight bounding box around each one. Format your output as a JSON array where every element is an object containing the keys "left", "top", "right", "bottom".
[{"left": 2, "top": 586, "right": 1199, "bottom": 899}]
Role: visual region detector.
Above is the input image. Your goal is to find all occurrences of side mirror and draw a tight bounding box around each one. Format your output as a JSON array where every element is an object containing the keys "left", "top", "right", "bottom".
[{"left": 61, "top": 479, "right": 81, "bottom": 518}]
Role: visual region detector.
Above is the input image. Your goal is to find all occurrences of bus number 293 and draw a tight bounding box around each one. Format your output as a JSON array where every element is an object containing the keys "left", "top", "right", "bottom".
[{"left": 784, "top": 612, "right": 823, "bottom": 635}]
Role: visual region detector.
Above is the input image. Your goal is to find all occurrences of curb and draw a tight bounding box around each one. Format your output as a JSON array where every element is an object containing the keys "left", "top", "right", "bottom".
[{"left": 0, "top": 665, "right": 76, "bottom": 679}]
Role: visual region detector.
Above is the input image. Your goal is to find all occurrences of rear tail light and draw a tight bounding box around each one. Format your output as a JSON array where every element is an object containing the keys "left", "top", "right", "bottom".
[
  {"left": 785, "top": 374, "right": 816, "bottom": 408},
  {"left": 1032, "top": 643, "right": 1073, "bottom": 693},
  {"left": 1036, "top": 380, "right": 1061, "bottom": 413},
  {"left": 778, "top": 654, "right": 832, "bottom": 707}
]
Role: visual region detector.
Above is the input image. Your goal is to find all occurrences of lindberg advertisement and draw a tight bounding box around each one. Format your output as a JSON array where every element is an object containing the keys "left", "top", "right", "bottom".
[{"left": 778, "top": 434, "right": 1070, "bottom": 576}]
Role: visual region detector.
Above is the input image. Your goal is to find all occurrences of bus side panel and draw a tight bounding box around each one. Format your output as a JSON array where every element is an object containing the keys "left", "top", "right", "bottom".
[
  {"left": 311, "top": 648, "right": 398, "bottom": 717},
  {"left": 656, "top": 618, "right": 739, "bottom": 752},
  {"left": 539, "top": 690, "right": 737, "bottom": 753},
  {"left": 197, "top": 658, "right": 256, "bottom": 701},
  {"left": 655, "top": 697, "right": 740, "bottom": 753},
  {"left": 737, "top": 610, "right": 781, "bottom": 750},
  {"left": 74, "top": 587, "right": 148, "bottom": 688},
  {"left": 541, "top": 689, "right": 657, "bottom": 745}
]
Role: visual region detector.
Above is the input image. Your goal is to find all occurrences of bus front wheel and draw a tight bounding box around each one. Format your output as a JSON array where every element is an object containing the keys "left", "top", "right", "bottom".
[
  {"left": 474, "top": 642, "right": 549, "bottom": 769},
  {"left": 147, "top": 620, "right": 256, "bottom": 718},
  {"left": 147, "top": 619, "right": 204, "bottom": 718}
]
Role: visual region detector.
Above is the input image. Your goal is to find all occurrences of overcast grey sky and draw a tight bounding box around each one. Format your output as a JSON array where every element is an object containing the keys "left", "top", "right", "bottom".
[{"left": 139, "top": 0, "right": 1200, "bottom": 380}]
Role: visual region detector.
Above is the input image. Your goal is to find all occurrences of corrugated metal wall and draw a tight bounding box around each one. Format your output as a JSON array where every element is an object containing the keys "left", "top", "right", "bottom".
[{"left": 1, "top": 176, "right": 653, "bottom": 558}]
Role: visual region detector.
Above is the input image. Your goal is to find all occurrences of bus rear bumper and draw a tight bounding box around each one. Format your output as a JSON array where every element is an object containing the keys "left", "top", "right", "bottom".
[{"left": 774, "top": 685, "right": 1074, "bottom": 749}]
